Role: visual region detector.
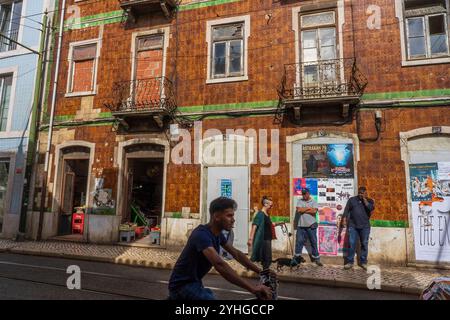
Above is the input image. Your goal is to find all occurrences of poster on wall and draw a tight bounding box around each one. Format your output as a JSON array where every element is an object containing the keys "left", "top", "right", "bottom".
[
  {"left": 318, "top": 207, "right": 337, "bottom": 225},
  {"left": 302, "top": 144, "right": 354, "bottom": 178},
  {"left": 315, "top": 178, "right": 354, "bottom": 255},
  {"left": 293, "top": 178, "right": 318, "bottom": 201},
  {"left": 220, "top": 179, "right": 232, "bottom": 198},
  {"left": 302, "top": 145, "right": 330, "bottom": 178},
  {"left": 317, "top": 178, "right": 336, "bottom": 204},
  {"left": 337, "top": 225, "right": 349, "bottom": 255},
  {"left": 318, "top": 225, "right": 338, "bottom": 256},
  {"left": 410, "top": 163, "right": 437, "bottom": 202},
  {"left": 92, "top": 188, "right": 115, "bottom": 214},
  {"left": 327, "top": 144, "right": 354, "bottom": 178},
  {"left": 410, "top": 162, "right": 450, "bottom": 263},
  {"left": 317, "top": 179, "right": 354, "bottom": 223},
  {"left": 436, "top": 162, "right": 450, "bottom": 197}
]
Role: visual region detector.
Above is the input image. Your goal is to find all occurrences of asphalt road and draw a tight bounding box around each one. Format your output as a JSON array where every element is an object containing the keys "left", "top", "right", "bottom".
[{"left": 0, "top": 253, "right": 418, "bottom": 300}]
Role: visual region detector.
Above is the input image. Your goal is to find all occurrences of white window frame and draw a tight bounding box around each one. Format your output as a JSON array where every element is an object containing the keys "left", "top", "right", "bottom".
[
  {"left": 65, "top": 39, "right": 101, "bottom": 97},
  {"left": 0, "top": 66, "right": 17, "bottom": 138},
  {"left": 292, "top": 2, "right": 345, "bottom": 91},
  {"left": 130, "top": 27, "right": 170, "bottom": 102},
  {"left": 0, "top": 0, "right": 27, "bottom": 59},
  {"left": 211, "top": 27, "right": 244, "bottom": 79},
  {"left": 396, "top": 0, "right": 450, "bottom": 66},
  {"left": 406, "top": 13, "right": 449, "bottom": 59},
  {"left": 206, "top": 15, "right": 250, "bottom": 84}
]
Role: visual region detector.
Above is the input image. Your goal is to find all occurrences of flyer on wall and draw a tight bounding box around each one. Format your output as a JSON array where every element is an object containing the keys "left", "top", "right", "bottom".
[{"left": 409, "top": 162, "right": 450, "bottom": 262}]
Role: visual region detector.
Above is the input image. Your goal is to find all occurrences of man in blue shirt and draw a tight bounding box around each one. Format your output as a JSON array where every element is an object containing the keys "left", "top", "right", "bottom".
[
  {"left": 168, "top": 197, "right": 273, "bottom": 300},
  {"left": 341, "top": 186, "right": 375, "bottom": 270}
]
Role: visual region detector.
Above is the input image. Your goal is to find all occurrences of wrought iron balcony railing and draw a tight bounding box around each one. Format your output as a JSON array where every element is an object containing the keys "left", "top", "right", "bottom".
[
  {"left": 278, "top": 58, "right": 368, "bottom": 102},
  {"left": 104, "top": 76, "right": 177, "bottom": 115},
  {"left": 119, "top": 0, "right": 178, "bottom": 20}
]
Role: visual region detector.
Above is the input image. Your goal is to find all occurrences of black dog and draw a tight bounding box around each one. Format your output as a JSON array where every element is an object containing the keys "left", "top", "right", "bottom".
[{"left": 272, "top": 255, "right": 305, "bottom": 272}]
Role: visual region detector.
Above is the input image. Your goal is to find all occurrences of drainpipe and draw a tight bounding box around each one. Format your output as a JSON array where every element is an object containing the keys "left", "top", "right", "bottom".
[{"left": 37, "top": 0, "right": 66, "bottom": 241}]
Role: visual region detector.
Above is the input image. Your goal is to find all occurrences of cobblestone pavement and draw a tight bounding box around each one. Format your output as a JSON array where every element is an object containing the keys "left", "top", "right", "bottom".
[{"left": 0, "top": 239, "right": 448, "bottom": 295}]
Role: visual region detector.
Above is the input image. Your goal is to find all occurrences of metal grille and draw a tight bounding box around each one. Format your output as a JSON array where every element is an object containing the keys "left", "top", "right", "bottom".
[
  {"left": 104, "top": 77, "right": 177, "bottom": 115},
  {"left": 278, "top": 58, "right": 368, "bottom": 101}
]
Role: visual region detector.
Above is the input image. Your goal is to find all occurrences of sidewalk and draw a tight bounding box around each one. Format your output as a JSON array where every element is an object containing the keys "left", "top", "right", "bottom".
[{"left": 0, "top": 239, "right": 447, "bottom": 296}]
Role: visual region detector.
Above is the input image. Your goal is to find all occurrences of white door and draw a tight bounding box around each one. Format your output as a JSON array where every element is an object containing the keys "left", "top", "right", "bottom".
[{"left": 206, "top": 166, "right": 249, "bottom": 253}]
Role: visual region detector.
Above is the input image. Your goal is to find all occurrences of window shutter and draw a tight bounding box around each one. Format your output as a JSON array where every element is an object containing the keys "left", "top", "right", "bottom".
[
  {"left": 73, "top": 44, "right": 97, "bottom": 61},
  {"left": 137, "top": 35, "right": 164, "bottom": 51},
  {"left": 405, "top": 0, "right": 447, "bottom": 17}
]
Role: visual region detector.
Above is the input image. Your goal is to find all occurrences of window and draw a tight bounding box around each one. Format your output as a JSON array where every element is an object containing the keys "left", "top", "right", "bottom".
[
  {"left": 206, "top": 15, "right": 250, "bottom": 84},
  {"left": 67, "top": 42, "right": 99, "bottom": 95},
  {"left": 0, "top": 1, "right": 22, "bottom": 53},
  {"left": 300, "top": 11, "right": 338, "bottom": 85},
  {"left": 133, "top": 34, "right": 164, "bottom": 103},
  {"left": 211, "top": 23, "right": 244, "bottom": 79},
  {"left": 404, "top": 0, "right": 449, "bottom": 59},
  {"left": 0, "top": 74, "right": 12, "bottom": 132},
  {"left": 134, "top": 34, "right": 164, "bottom": 80}
]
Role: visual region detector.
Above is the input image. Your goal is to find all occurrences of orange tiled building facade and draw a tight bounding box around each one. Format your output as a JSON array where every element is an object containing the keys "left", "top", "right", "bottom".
[{"left": 29, "top": 0, "right": 450, "bottom": 266}]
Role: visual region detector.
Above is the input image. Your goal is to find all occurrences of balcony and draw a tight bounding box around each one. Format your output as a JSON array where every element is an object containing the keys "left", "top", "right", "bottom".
[
  {"left": 276, "top": 58, "right": 368, "bottom": 124},
  {"left": 119, "top": 0, "right": 178, "bottom": 22},
  {"left": 104, "top": 77, "right": 177, "bottom": 131}
]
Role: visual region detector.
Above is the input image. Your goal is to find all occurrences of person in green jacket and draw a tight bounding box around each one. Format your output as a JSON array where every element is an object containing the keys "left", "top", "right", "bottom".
[{"left": 248, "top": 196, "right": 282, "bottom": 270}]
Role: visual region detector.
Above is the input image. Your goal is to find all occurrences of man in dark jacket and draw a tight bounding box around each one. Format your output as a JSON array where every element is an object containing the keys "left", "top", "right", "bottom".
[{"left": 341, "top": 186, "right": 375, "bottom": 270}]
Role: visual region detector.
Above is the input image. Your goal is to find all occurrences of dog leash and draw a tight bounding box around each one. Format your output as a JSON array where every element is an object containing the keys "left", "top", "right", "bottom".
[{"left": 280, "top": 222, "right": 295, "bottom": 257}]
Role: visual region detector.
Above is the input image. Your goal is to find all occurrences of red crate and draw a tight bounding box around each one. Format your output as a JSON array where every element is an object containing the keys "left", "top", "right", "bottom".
[{"left": 72, "top": 213, "right": 85, "bottom": 234}]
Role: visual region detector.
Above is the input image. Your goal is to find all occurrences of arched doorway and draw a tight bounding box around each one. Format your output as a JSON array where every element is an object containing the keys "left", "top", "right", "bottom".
[
  {"left": 117, "top": 138, "right": 169, "bottom": 246},
  {"left": 54, "top": 144, "right": 93, "bottom": 238}
]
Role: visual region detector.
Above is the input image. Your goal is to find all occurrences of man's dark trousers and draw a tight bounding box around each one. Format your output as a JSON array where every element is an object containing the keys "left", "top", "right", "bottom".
[{"left": 346, "top": 226, "right": 370, "bottom": 265}]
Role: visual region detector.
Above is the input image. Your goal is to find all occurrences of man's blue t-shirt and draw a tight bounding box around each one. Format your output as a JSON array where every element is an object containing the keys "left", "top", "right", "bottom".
[{"left": 169, "top": 225, "right": 227, "bottom": 290}]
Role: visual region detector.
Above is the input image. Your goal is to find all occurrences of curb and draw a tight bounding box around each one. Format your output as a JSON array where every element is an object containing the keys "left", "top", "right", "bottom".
[{"left": 2, "top": 246, "right": 422, "bottom": 296}]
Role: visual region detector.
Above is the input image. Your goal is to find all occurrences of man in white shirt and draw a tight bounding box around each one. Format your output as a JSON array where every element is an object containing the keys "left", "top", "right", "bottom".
[{"left": 293, "top": 188, "right": 323, "bottom": 266}]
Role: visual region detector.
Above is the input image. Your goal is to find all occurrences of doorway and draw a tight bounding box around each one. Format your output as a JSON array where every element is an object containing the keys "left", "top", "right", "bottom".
[
  {"left": 58, "top": 158, "right": 89, "bottom": 237},
  {"left": 122, "top": 156, "right": 164, "bottom": 245},
  {"left": 205, "top": 166, "right": 249, "bottom": 253}
]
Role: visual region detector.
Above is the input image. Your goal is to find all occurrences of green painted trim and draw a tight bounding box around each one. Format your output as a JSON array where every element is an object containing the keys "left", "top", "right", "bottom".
[
  {"left": 54, "top": 115, "right": 75, "bottom": 122},
  {"left": 363, "top": 89, "right": 450, "bottom": 101},
  {"left": 370, "top": 220, "right": 409, "bottom": 228},
  {"left": 40, "top": 121, "right": 114, "bottom": 131},
  {"left": 98, "top": 112, "right": 113, "bottom": 118},
  {"left": 178, "top": 100, "right": 278, "bottom": 113},
  {"left": 179, "top": 0, "right": 241, "bottom": 11},
  {"left": 64, "top": 10, "right": 124, "bottom": 31},
  {"left": 271, "top": 216, "right": 290, "bottom": 223}
]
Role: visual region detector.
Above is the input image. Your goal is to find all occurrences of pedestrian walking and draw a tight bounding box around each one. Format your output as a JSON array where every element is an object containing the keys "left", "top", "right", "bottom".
[{"left": 248, "top": 196, "right": 283, "bottom": 270}]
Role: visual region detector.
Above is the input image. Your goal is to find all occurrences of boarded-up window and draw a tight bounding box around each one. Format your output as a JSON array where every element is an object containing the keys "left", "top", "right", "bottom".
[
  {"left": 133, "top": 35, "right": 164, "bottom": 105},
  {"left": 135, "top": 35, "right": 164, "bottom": 80},
  {"left": 69, "top": 43, "right": 98, "bottom": 93}
]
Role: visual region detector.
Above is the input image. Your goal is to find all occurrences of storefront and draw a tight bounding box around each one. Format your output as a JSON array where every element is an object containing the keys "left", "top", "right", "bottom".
[{"left": 116, "top": 138, "right": 169, "bottom": 247}]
